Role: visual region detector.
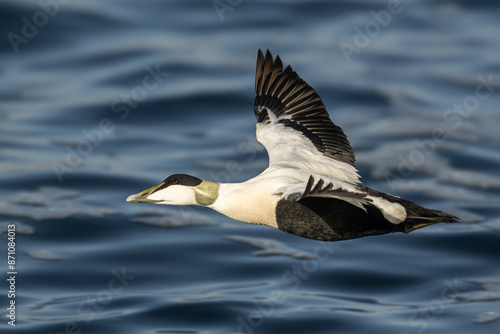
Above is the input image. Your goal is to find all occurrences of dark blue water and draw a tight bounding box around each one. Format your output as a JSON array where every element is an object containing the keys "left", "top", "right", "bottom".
[{"left": 1, "top": 0, "right": 500, "bottom": 333}]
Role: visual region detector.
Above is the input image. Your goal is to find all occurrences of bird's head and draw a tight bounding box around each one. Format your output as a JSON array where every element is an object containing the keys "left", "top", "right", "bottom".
[{"left": 126, "top": 174, "right": 220, "bottom": 206}]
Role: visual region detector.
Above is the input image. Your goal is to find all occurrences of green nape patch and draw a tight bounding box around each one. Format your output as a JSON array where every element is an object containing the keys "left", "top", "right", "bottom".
[{"left": 194, "top": 180, "right": 220, "bottom": 206}]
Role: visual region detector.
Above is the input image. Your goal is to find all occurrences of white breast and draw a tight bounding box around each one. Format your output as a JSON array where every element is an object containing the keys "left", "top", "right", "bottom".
[{"left": 210, "top": 180, "right": 279, "bottom": 228}]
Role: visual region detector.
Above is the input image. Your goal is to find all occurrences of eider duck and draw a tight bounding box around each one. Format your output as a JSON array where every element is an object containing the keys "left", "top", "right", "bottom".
[{"left": 127, "top": 50, "right": 457, "bottom": 241}]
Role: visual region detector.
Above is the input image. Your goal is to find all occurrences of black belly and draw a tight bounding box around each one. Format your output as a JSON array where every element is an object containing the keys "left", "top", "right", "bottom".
[{"left": 276, "top": 197, "right": 423, "bottom": 242}]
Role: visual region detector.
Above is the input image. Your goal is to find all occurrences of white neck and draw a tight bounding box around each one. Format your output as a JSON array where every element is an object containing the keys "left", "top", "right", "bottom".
[{"left": 210, "top": 181, "right": 279, "bottom": 228}]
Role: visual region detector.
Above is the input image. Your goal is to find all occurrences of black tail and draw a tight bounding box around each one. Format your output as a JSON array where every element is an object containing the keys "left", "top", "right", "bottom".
[
  {"left": 402, "top": 206, "right": 458, "bottom": 233},
  {"left": 356, "top": 184, "right": 458, "bottom": 233}
]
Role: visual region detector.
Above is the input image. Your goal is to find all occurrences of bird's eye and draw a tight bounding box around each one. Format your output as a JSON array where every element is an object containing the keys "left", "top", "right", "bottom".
[{"left": 173, "top": 179, "right": 181, "bottom": 185}]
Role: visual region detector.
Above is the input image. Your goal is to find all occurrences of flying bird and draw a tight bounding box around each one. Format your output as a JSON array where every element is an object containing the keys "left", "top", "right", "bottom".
[{"left": 127, "top": 50, "right": 456, "bottom": 241}]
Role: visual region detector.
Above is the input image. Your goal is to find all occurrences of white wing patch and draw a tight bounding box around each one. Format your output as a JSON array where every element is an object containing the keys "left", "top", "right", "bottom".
[
  {"left": 257, "top": 121, "right": 360, "bottom": 183},
  {"left": 366, "top": 196, "right": 407, "bottom": 224}
]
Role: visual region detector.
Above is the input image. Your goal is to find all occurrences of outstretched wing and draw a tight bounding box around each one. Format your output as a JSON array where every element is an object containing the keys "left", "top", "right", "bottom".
[{"left": 254, "top": 49, "right": 359, "bottom": 183}]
